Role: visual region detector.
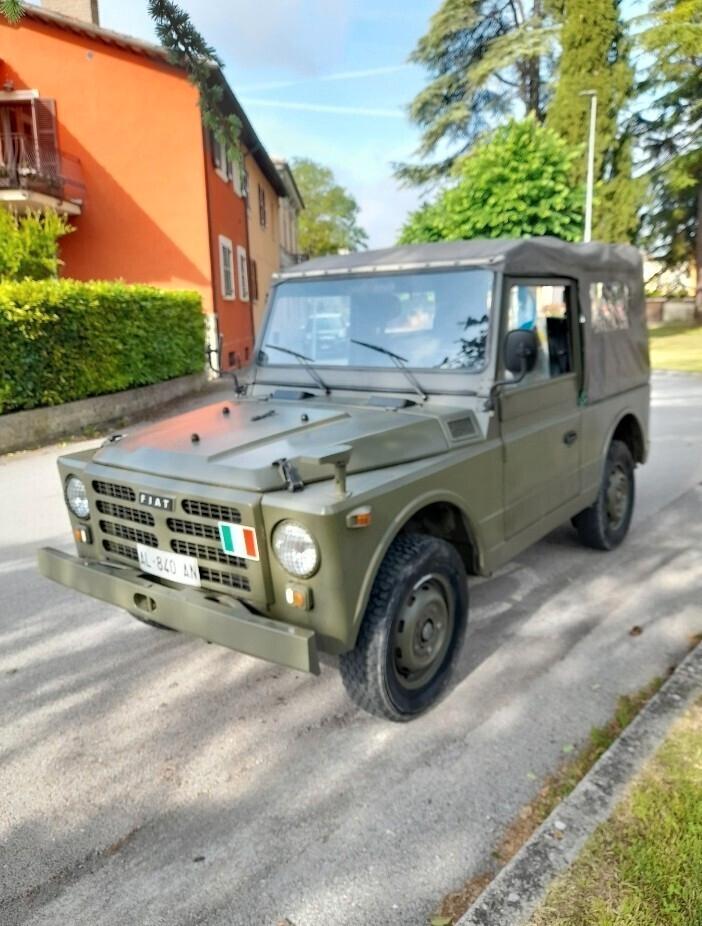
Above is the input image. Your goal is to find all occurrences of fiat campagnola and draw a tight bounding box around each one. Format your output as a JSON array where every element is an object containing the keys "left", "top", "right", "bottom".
[{"left": 38, "top": 238, "right": 650, "bottom": 721}]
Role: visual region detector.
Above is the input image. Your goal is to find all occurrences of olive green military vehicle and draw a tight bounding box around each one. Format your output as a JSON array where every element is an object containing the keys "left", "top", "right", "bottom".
[{"left": 38, "top": 239, "right": 650, "bottom": 721}]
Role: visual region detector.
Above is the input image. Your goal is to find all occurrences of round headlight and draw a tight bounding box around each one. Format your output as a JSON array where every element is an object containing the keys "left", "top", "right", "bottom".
[
  {"left": 272, "top": 521, "right": 320, "bottom": 578},
  {"left": 66, "top": 476, "right": 90, "bottom": 519}
]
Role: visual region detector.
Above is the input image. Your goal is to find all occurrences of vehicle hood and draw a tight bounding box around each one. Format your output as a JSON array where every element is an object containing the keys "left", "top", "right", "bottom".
[{"left": 93, "top": 398, "right": 453, "bottom": 492}]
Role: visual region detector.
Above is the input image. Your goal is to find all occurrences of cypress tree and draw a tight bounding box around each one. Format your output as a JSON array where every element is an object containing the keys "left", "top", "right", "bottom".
[{"left": 546, "top": 0, "right": 640, "bottom": 242}]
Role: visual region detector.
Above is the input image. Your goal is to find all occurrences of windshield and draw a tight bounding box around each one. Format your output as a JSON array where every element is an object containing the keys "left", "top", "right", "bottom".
[{"left": 260, "top": 269, "right": 494, "bottom": 372}]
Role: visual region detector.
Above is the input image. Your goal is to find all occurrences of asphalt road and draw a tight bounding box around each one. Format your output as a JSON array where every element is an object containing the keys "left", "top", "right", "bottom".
[{"left": 2, "top": 372, "right": 701, "bottom": 926}]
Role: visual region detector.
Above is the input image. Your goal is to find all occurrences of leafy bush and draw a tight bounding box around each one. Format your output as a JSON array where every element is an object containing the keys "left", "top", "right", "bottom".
[
  {"left": 399, "top": 117, "right": 585, "bottom": 244},
  {"left": 0, "top": 279, "right": 205, "bottom": 413},
  {"left": 0, "top": 209, "right": 73, "bottom": 280}
]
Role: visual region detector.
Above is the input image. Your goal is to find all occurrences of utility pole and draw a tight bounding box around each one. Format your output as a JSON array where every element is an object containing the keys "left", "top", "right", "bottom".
[{"left": 579, "top": 90, "right": 597, "bottom": 243}]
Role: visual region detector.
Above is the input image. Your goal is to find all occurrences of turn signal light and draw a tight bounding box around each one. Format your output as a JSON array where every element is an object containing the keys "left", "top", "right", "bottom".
[
  {"left": 73, "top": 526, "right": 92, "bottom": 544},
  {"left": 285, "top": 587, "right": 311, "bottom": 610},
  {"left": 346, "top": 507, "right": 372, "bottom": 529}
]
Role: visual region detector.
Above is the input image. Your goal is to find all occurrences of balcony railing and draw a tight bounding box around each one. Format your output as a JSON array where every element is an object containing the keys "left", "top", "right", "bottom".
[{"left": 0, "top": 133, "right": 85, "bottom": 206}]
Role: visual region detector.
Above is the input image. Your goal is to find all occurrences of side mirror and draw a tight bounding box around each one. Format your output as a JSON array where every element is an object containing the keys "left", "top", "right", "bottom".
[
  {"left": 484, "top": 328, "right": 539, "bottom": 412},
  {"left": 504, "top": 329, "right": 538, "bottom": 376}
]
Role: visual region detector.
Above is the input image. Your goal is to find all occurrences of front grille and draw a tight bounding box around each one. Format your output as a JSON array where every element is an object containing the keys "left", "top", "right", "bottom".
[
  {"left": 103, "top": 539, "right": 138, "bottom": 561},
  {"left": 97, "top": 500, "right": 155, "bottom": 527},
  {"left": 93, "top": 480, "right": 136, "bottom": 502},
  {"left": 167, "top": 517, "right": 219, "bottom": 540},
  {"left": 182, "top": 499, "right": 241, "bottom": 523},
  {"left": 93, "top": 481, "right": 259, "bottom": 599},
  {"left": 100, "top": 520, "right": 158, "bottom": 547},
  {"left": 199, "top": 566, "right": 250, "bottom": 591},
  {"left": 171, "top": 538, "right": 246, "bottom": 569}
]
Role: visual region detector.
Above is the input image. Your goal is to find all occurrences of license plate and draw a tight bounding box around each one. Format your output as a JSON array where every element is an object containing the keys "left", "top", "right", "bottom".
[{"left": 137, "top": 543, "right": 201, "bottom": 587}]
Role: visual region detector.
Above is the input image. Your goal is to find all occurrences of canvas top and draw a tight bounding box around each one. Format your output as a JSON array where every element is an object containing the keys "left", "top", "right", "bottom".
[{"left": 277, "top": 237, "right": 643, "bottom": 280}]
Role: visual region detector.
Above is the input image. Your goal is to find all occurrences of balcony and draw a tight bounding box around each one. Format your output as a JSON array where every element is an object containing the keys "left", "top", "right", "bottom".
[{"left": 0, "top": 133, "right": 85, "bottom": 215}]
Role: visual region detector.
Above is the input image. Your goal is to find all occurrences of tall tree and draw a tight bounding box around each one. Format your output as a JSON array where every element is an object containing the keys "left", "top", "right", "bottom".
[
  {"left": 546, "top": 0, "right": 641, "bottom": 242},
  {"left": 291, "top": 159, "right": 368, "bottom": 257},
  {"left": 399, "top": 117, "right": 584, "bottom": 244},
  {"left": 395, "top": 0, "right": 560, "bottom": 186},
  {"left": 639, "top": 0, "right": 701, "bottom": 309}
]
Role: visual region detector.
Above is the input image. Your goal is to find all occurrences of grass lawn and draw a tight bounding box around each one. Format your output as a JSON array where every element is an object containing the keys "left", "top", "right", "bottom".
[
  {"left": 530, "top": 698, "right": 702, "bottom": 926},
  {"left": 649, "top": 322, "right": 702, "bottom": 373}
]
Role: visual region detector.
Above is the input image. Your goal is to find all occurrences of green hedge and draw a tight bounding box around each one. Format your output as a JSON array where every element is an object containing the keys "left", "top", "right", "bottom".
[{"left": 0, "top": 280, "right": 205, "bottom": 414}]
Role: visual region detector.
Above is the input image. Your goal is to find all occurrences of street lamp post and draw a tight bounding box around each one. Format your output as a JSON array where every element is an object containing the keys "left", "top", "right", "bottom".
[{"left": 579, "top": 90, "right": 597, "bottom": 243}]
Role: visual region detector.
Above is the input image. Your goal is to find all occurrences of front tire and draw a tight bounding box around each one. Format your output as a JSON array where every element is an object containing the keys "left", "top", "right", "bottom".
[
  {"left": 339, "top": 534, "right": 468, "bottom": 721},
  {"left": 573, "top": 439, "right": 635, "bottom": 551}
]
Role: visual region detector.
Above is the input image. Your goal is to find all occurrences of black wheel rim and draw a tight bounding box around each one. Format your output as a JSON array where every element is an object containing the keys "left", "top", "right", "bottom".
[
  {"left": 606, "top": 463, "right": 630, "bottom": 531},
  {"left": 391, "top": 574, "right": 455, "bottom": 691}
]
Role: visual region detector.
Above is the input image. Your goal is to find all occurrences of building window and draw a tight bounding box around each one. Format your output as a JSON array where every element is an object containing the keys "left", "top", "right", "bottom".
[
  {"left": 258, "top": 184, "right": 267, "bottom": 228},
  {"left": 232, "top": 161, "right": 242, "bottom": 197},
  {"left": 211, "top": 131, "right": 229, "bottom": 183},
  {"left": 250, "top": 259, "right": 259, "bottom": 301},
  {"left": 237, "top": 246, "right": 250, "bottom": 302},
  {"left": 218, "top": 235, "right": 235, "bottom": 300}
]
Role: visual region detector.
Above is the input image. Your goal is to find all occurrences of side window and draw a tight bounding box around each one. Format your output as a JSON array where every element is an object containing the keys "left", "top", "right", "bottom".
[{"left": 507, "top": 282, "right": 573, "bottom": 382}]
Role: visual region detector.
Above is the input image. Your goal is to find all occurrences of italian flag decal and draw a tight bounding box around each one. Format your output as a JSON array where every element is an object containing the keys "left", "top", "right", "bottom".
[{"left": 218, "top": 522, "right": 259, "bottom": 561}]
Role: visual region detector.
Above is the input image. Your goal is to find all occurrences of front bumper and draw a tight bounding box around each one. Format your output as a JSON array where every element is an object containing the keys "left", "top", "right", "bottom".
[{"left": 37, "top": 548, "right": 319, "bottom": 674}]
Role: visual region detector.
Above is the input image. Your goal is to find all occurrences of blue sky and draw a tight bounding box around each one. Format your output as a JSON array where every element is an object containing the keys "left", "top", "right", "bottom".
[{"left": 97, "top": 0, "right": 439, "bottom": 247}]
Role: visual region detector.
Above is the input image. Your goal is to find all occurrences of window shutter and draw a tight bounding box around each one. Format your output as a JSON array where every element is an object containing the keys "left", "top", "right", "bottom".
[
  {"left": 258, "top": 185, "right": 267, "bottom": 227},
  {"left": 251, "top": 260, "right": 259, "bottom": 301},
  {"left": 33, "top": 98, "right": 59, "bottom": 177}
]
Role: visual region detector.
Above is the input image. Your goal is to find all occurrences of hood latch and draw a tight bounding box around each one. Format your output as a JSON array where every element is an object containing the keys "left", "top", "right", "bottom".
[{"left": 274, "top": 458, "right": 305, "bottom": 493}]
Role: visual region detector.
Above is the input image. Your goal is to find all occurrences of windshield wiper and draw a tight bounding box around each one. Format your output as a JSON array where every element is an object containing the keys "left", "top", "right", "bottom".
[
  {"left": 264, "top": 345, "right": 330, "bottom": 395},
  {"left": 350, "top": 339, "right": 427, "bottom": 402}
]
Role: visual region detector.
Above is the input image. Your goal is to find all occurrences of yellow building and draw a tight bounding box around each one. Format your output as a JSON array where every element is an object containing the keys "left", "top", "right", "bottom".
[{"left": 245, "top": 151, "right": 283, "bottom": 332}]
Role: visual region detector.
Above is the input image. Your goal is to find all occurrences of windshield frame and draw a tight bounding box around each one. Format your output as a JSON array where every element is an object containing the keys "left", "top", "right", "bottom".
[{"left": 253, "top": 267, "right": 498, "bottom": 393}]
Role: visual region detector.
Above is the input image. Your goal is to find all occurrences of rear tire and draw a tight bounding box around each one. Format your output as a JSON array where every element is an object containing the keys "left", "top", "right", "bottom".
[
  {"left": 573, "top": 440, "right": 635, "bottom": 551},
  {"left": 339, "top": 534, "right": 468, "bottom": 721}
]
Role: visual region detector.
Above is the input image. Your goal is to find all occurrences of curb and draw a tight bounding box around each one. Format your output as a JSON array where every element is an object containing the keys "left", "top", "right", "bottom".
[{"left": 456, "top": 641, "right": 702, "bottom": 926}]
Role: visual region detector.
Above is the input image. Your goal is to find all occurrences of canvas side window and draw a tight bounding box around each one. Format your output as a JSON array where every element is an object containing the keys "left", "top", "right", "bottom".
[
  {"left": 218, "top": 236, "right": 235, "bottom": 300},
  {"left": 507, "top": 283, "right": 573, "bottom": 381},
  {"left": 590, "top": 281, "right": 630, "bottom": 332}
]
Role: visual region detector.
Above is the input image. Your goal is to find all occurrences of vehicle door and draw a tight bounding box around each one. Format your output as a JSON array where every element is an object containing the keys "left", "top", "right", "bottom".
[{"left": 498, "top": 277, "right": 583, "bottom": 539}]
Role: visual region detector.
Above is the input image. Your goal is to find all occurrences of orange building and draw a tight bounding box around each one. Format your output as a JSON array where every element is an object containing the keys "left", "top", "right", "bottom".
[{"left": 0, "top": 2, "right": 290, "bottom": 368}]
